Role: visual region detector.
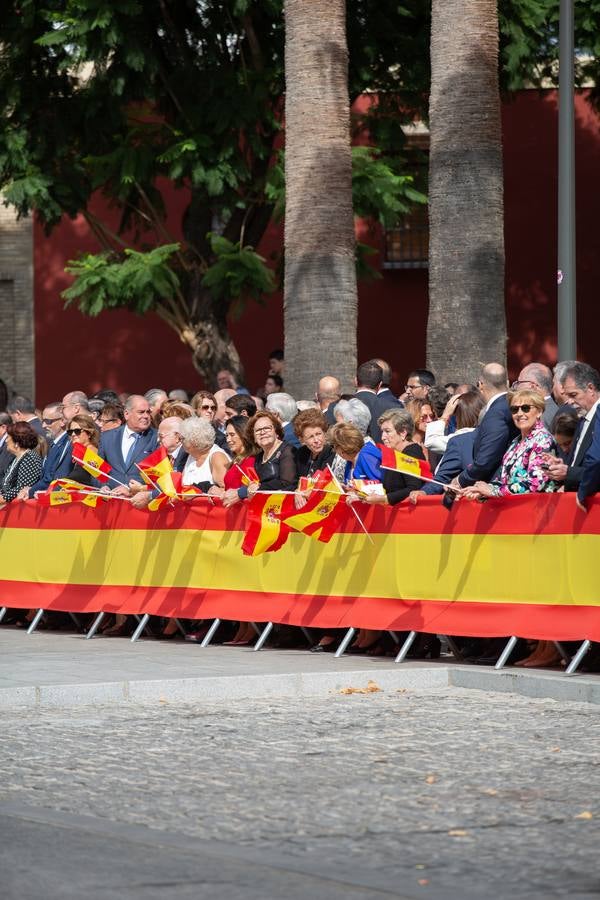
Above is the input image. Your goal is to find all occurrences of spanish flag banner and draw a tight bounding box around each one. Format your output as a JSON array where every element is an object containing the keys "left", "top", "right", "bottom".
[
  {"left": 379, "top": 447, "right": 433, "bottom": 480},
  {"left": 71, "top": 442, "right": 112, "bottom": 483},
  {"left": 242, "top": 492, "right": 294, "bottom": 556},
  {"left": 298, "top": 468, "right": 338, "bottom": 494},
  {"left": 37, "top": 489, "right": 76, "bottom": 507},
  {"left": 240, "top": 465, "right": 259, "bottom": 486},
  {"left": 137, "top": 446, "right": 172, "bottom": 484},
  {"left": 1, "top": 495, "right": 599, "bottom": 643}
]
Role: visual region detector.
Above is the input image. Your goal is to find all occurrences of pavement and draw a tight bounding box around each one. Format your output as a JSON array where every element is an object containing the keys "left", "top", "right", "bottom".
[{"left": 1, "top": 628, "right": 599, "bottom": 899}]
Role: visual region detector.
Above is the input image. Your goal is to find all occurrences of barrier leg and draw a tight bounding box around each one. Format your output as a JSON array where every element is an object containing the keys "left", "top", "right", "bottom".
[
  {"left": 253, "top": 622, "right": 273, "bottom": 651},
  {"left": 387, "top": 631, "right": 400, "bottom": 644},
  {"left": 26, "top": 609, "right": 45, "bottom": 635},
  {"left": 444, "top": 635, "right": 464, "bottom": 661},
  {"left": 200, "top": 619, "right": 221, "bottom": 647},
  {"left": 301, "top": 627, "right": 314, "bottom": 647},
  {"left": 0, "top": 607, "right": 7, "bottom": 624},
  {"left": 174, "top": 618, "right": 187, "bottom": 638},
  {"left": 395, "top": 630, "right": 417, "bottom": 663},
  {"left": 68, "top": 612, "right": 83, "bottom": 632},
  {"left": 334, "top": 627, "right": 356, "bottom": 658},
  {"left": 565, "top": 640, "right": 591, "bottom": 676},
  {"left": 85, "top": 612, "right": 105, "bottom": 640},
  {"left": 250, "top": 622, "right": 261, "bottom": 635},
  {"left": 495, "top": 636, "right": 518, "bottom": 669},
  {"left": 554, "top": 641, "right": 570, "bottom": 663},
  {"left": 130, "top": 614, "right": 150, "bottom": 643}
]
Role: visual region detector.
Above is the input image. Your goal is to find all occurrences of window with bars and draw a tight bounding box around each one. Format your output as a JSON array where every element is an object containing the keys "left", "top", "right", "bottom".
[{"left": 383, "top": 204, "right": 429, "bottom": 269}]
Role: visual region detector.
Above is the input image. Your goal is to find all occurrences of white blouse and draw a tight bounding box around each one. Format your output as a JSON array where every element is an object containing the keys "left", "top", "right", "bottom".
[{"left": 182, "top": 445, "right": 229, "bottom": 487}]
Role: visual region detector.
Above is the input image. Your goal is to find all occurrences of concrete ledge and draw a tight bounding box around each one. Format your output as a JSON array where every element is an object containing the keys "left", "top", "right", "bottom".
[{"left": 1, "top": 661, "right": 600, "bottom": 709}]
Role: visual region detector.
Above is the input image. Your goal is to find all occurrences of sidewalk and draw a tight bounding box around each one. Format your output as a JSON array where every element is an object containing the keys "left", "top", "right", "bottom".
[{"left": 1, "top": 629, "right": 599, "bottom": 708}]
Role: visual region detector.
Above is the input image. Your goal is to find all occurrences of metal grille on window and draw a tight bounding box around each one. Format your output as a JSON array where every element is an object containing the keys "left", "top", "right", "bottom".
[{"left": 384, "top": 205, "right": 429, "bottom": 270}]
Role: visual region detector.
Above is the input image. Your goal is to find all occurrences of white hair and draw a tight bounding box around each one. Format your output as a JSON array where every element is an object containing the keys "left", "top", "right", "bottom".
[
  {"left": 266, "top": 392, "right": 298, "bottom": 423},
  {"left": 179, "top": 416, "right": 215, "bottom": 450},
  {"left": 335, "top": 398, "right": 371, "bottom": 436}
]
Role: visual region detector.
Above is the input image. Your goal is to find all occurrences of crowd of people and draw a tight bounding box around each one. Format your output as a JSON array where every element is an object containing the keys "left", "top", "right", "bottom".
[{"left": 1, "top": 352, "right": 599, "bottom": 670}]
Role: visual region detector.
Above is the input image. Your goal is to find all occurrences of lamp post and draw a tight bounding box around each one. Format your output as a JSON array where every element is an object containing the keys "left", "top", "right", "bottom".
[{"left": 557, "top": 0, "right": 577, "bottom": 361}]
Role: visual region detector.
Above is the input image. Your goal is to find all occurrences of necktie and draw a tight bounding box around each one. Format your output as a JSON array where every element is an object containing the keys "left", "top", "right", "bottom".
[{"left": 125, "top": 433, "right": 140, "bottom": 467}]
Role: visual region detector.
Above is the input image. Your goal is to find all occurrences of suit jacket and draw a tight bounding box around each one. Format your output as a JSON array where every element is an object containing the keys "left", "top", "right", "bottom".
[
  {"left": 283, "top": 421, "right": 302, "bottom": 449},
  {"left": 457, "top": 394, "right": 519, "bottom": 488},
  {"left": 423, "top": 431, "right": 476, "bottom": 496},
  {"left": 565, "top": 412, "right": 597, "bottom": 492},
  {"left": 97, "top": 425, "right": 158, "bottom": 485},
  {"left": 28, "top": 431, "right": 72, "bottom": 496},
  {"left": 542, "top": 396, "right": 559, "bottom": 431},
  {"left": 0, "top": 439, "right": 14, "bottom": 478},
  {"left": 370, "top": 390, "right": 404, "bottom": 444},
  {"left": 25, "top": 416, "right": 46, "bottom": 438},
  {"left": 323, "top": 402, "right": 338, "bottom": 427},
  {"left": 575, "top": 407, "right": 600, "bottom": 500}
]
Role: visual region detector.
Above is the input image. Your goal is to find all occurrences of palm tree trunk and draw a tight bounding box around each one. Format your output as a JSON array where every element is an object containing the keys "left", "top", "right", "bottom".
[
  {"left": 284, "top": 0, "right": 357, "bottom": 398},
  {"left": 427, "top": 0, "right": 506, "bottom": 383}
]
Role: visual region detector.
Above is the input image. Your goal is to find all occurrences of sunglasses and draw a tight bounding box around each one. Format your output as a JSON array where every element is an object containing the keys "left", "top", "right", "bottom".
[
  {"left": 201, "top": 404, "right": 216, "bottom": 411},
  {"left": 67, "top": 428, "right": 85, "bottom": 436},
  {"left": 510, "top": 404, "right": 534, "bottom": 414},
  {"left": 42, "top": 417, "right": 63, "bottom": 425}
]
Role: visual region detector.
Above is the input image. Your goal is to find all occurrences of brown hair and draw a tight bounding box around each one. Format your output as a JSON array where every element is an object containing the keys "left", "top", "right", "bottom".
[
  {"left": 69, "top": 414, "right": 100, "bottom": 448},
  {"left": 191, "top": 390, "right": 217, "bottom": 414},
  {"left": 7, "top": 421, "right": 39, "bottom": 450},
  {"left": 404, "top": 399, "right": 434, "bottom": 433},
  {"left": 157, "top": 400, "right": 195, "bottom": 421},
  {"left": 328, "top": 422, "right": 364, "bottom": 458},
  {"left": 246, "top": 410, "right": 284, "bottom": 442},
  {"left": 454, "top": 390, "right": 485, "bottom": 430},
  {"left": 293, "top": 408, "right": 328, "bottom": 440}
]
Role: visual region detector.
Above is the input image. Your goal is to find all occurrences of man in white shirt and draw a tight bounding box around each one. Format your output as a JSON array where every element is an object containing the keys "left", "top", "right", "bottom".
[{"left": 546, "top": 362, "right": 600, "bottom": 491}]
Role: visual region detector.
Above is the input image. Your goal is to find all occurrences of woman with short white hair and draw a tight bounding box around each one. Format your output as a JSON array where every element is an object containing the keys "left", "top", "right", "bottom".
[
  {"left": 335, "top": 397, "right": 372, "bottom": 438},
  {"left": 180, "top": 416, "right": 229, "bottom": 489}
]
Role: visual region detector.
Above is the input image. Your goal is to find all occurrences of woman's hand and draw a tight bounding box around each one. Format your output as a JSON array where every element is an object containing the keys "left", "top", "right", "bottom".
[
  {"left": 247, "top": 481, "right": 259, "bottom": 497},
  {"left": 294, "top": 490, "right": 309, "bottom": 509},
  {"left": 361, "top": 493, "right": 388, "bottom": 505},
  {"left": 222, "top": 489, "right": 241, "bottom": 508},
  {"left": 0, "top": 492, "right": 6, "bottom": 508},
  {"left": 408, "top": 490, "right": 425, "bottom": 505},
  {"left": 442, "top": 393, "right": 461, "bottom": 423},
  {"left": 463, "top": 481, "right": 493, "bottom": 500},
  {"left": 208, "top": 485, "right": 224, "bottom": 498}
]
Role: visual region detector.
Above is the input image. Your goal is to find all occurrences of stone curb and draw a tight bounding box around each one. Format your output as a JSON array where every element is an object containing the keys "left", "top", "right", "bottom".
[{"left": 1, "top": 663, "right": 599, "bottom": 709}]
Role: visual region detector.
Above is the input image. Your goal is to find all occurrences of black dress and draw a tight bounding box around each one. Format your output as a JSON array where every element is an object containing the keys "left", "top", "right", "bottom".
[
  {"left": 296, "top": 444, "right": 336, "bottom": 479},
  {"left": 0, "top": 450, "right": 44, "bottom": 502},
  {"left": 382, "top": 442, "right": 427, "bottom": 506},
  {"left": 254, "top": 442, "right": 297, "bottom": 491}
]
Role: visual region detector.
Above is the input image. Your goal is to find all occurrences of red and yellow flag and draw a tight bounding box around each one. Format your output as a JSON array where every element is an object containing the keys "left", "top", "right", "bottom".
[
  {"left": 37, "top": 489, "right": 76, "bottom": 507},
  {"left": 379, "top": 447, "right": 433, "bottom": 480},
  {"left": 283, "top": 490, "right": 347, "bottom": 543},
  {"left": 297, "top": 468, "right": 338, "bottom": 494},
  {"left": 71, "top": 442, "right": 112, "bottom": 483},
  {"left": 136, "top": 446, "right": 172, "bottom": 485},
  {"left": 242, "top": 493, "right": 294, "bottom": 556}
]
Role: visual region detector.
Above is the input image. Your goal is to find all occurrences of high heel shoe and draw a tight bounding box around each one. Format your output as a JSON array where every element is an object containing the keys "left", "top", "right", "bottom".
[{"left": 407, "top": 635, "right": 441, "bottom": 660}]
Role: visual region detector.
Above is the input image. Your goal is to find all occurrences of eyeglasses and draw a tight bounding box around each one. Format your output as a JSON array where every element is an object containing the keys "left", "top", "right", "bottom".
[
  {"left": 509, "top": 404, "right": 534, "bottom": 414},
  {"left": 67, "top": 428, "right": 84, "bottom": 436},
  {"left": 201, "top": 404, "right": 216, "bottom": 411},
  {"left": 254, "top": 426, "right": 274, "bottom": 435},
  {"left": 99, "top": 417, "right": 118, "bottom": 424},
  {"left": 511, "top": 380, "right": 536, "bottom": 390},
  {"left": 42, "top": 417, "right": 62, "bottom": 425},
  {"left": 405, "top": 383, "right": 420, "bottom": 391}
]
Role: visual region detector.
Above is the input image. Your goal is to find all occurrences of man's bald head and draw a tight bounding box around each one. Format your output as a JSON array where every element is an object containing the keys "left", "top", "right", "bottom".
[
  {"left": 316, "top": 376, "right": 341, "bottom": 410},
  {"left": 214, "top": 388, "right": 237, "bottom": 425},
  {"left": 158, "top": 416, "right": 183, "bottom": 453},
  {"left": 480, "top": 363, "right": 508, "bottom": 398}
]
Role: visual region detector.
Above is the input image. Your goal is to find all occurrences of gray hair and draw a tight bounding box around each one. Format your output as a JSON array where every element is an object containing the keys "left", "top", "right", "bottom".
[
  {"left": 335, "top": 398, "right": 371, "bottom": 436},
  {"left": 168, "top": 388, "right": 189, "bottom": 402},
  {"left": 88, "top": 399, "right": 105, "bottom": 416},
  {"left": 378, "top": 408, "right": 415, "bottom": 440},
  {"left": 553, "top": 360, "right": 578, "bottom": 382},
  {"left": 179, "top": 416, "right": 216, "bottom": 450},
  {"left": 0, "top": 411, "right": 11, "bottom": 427},
  {"left": 144, "top": 388, "right": 167, "bottom": 405},
  {"left": 296, "top": 400, "right": 319, "bottom": 411},
  {"left": 266, "top": 392, "right": 298, "bottom": 423},
  {"left": 64, "top": 390, "right": 90, "bottom": 412},
  {"left": 520, "top": 363, "right": 553, "bottom": 394},
  {"left": 560, "top": 362, "right": 600, "bottom": 392},
  {"left": 7, "top": 395, "right": 36, "bottom": 415}
]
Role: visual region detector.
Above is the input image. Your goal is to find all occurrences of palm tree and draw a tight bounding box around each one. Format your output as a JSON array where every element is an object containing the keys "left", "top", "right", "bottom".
[
  {"left": 427, "top": 0, "right": 507, "bottom": 382},
  {"left": 283, "top": 0, "right": 357, "bottom": 398}
]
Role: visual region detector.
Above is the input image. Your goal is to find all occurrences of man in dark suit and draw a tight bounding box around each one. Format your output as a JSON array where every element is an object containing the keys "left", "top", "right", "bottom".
[
  {"left": 546, "top": 362, "right": 600, "bottom": 492},
  {"left": 130, "top": 416, "right": 187, "bottom": 508},
  {"left": 354, "top": 360, "right": 383, "bottom": 439},
  {"left": 577, "top": 405, "right": 600, "bottom": 509},
  {"left": 370, "top": 358, "right": 403, "bottom": 443},
  {"left": 6, "top": 395, "right": 45, "bottom": 437},
  {"left": 0, "top": 412, "right": 14, "bottom": 477},
  {"left": 514, "top": 362, "right": 558, "bottom": 430},
  {"left": 449, "top": 363, "right": 518, "bottom": 491},
  {"left": 22, "top": 402, "right": 72, "bottom": 497},
  {"left": 98, "top": 394, "right": 157, "bottom": 491}
]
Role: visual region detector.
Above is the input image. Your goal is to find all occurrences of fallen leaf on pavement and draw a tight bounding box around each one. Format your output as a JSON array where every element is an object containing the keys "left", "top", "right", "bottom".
[
  {"left": 425, "top": 774, "right": 437, "bottom": 784},
  {"left": 418, "top": 879, "right": 429, "bottom": 886},
  {"left": 448, "top": 829, "right": 469, "bottom": 837},
  {"left": 575, "top": 811, "right": 593, "bottom": 820},
  {"left": 339, "top": 680, "right": 382, "bottom": 695}
]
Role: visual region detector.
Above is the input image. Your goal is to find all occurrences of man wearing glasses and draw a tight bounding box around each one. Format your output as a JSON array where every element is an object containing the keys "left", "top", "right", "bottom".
[{"left": 19, "top": 402, "right": 72, "bottom": 498}]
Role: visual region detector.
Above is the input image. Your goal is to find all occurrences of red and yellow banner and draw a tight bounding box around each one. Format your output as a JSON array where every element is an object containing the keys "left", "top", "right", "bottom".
[{"left": 1, "top": 494, "right": 599, "bottom": 641}]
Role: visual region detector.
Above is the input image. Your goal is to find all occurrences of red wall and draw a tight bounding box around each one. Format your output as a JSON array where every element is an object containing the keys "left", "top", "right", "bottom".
[{"left": 33, "top": 89, "right": 600, "bottom": 405}]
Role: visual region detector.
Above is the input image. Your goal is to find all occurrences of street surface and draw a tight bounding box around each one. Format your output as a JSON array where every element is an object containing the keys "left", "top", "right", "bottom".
[{"left": 1, "top": 686, "right": 598, "bottom": 899}]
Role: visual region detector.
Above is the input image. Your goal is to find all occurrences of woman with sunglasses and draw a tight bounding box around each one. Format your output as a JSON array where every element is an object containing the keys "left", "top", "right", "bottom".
[
  {"left": 462, "top": 390, "right": 557, "bottom": 500},
  {"left": 190, "top": 390, "right": 229, "bottom": 451},
  {"left": 64, "top": 414, "right": 100, "bottom": 485}
]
